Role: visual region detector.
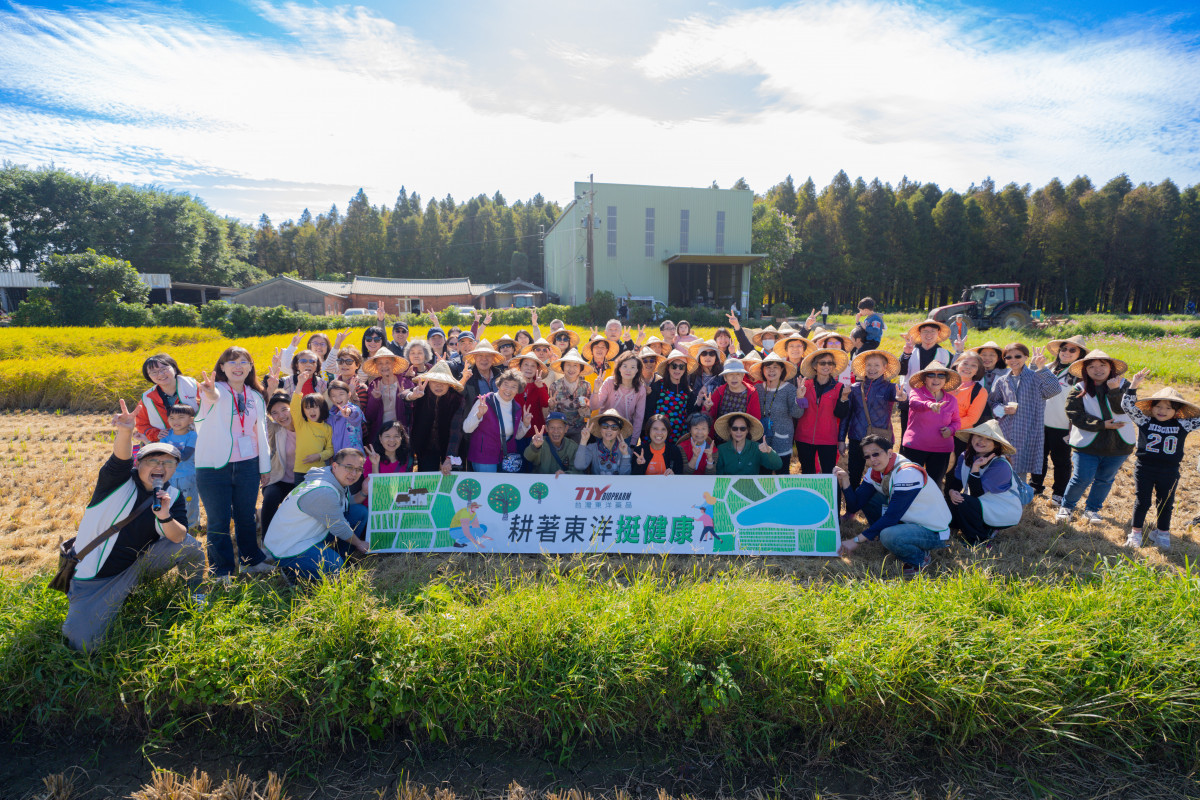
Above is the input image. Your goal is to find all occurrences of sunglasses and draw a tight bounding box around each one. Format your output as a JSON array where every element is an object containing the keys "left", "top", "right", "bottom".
[
  {"left": 730, "top": 425, "right": 748, "bottom": 432},
  {"left": 1004, "top": 354, "right": 1024, "bottom": 361},
  {"left": 815, "top": 360, "right": 835, "bottom": 367},
  {"left": 1059, "top": 346, "right": 1080, "bottom": 354},
  {"left": 297, "top": 357, "right": 318, "bottom": 364},
  {"left": 599, "top": 421, "right": 621, "bottom": 430},
  {"left": 337, "top": 357, "right": 357, "bottom": 365},
  {"left": 364, "top": 335, "right": 383, "bottom": 341},
  {"left": 669, "top": 363, "right": 685, "bottom": 370}
]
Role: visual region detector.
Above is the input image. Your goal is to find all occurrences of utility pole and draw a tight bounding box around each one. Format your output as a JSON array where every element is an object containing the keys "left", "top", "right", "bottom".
[{"left": 585, "top": 173, "right": 595, "bottom": 301}]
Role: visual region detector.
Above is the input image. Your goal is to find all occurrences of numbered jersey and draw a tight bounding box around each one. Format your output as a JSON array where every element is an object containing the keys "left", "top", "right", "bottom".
[{"left": 1135, "top": 420, "right": 1191, "bottom": 466}]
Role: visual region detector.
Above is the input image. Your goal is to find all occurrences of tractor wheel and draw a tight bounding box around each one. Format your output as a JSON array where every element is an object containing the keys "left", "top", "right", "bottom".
[{"left": 997, "top": 307, "right": 1031, "bottom": 330}]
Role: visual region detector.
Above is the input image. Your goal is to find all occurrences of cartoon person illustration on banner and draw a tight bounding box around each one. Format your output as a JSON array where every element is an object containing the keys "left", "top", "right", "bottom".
[
  {"left": 449, "top": 500, "right": 490, "bottom": 549},
  {"left": 693, "top": 492, "right": 720, "bottom": 543}
]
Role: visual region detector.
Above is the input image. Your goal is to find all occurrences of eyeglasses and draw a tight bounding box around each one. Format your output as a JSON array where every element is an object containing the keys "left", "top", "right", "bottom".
[
  {"left": 336, "top": 462, "right": 365, "bottom": 474},
  {"left": 364, "top": 335, "right": 383, "bottom": 341},
  {"left": 146, "top": 362, "right": 172, "bottom": 374},
  {"left": 1004, "top": 354, "right": 1024, "bottom": 361},
  {"left": 447, "top": 339, "right": 459, "bottom": 345},
  {"left": 141, "top": 457, "right": 177, "bottom": 468},
  {"left": 534, "top": 347, "right": 551, "bottom": 353},
  {"left": 225, "top": 360, "right": 251, "bottom": 368},
  {"left": 337, "top": 357, "right": 357, "bottom": 365},
  {"left": 599, "top": 421, "right": 621, "bottom": 430}
]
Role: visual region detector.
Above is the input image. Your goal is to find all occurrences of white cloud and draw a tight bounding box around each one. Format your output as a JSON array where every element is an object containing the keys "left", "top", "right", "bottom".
[{"left": 0, "top": 0, "right": 1196, "bottom": 224}]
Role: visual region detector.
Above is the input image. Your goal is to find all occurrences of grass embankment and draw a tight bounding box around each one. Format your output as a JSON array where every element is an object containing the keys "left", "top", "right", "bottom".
[{"left": 4, "top": 564, "right": 1199, "bottom": 761}]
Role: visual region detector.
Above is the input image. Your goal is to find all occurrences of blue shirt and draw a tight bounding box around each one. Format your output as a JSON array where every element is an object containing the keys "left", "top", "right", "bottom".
[
  {"left": 161, "top": 430, "right": 197, "bottom": 480},
  {"left": 863, "top": 313, "right": 884, "bottom": 343}
]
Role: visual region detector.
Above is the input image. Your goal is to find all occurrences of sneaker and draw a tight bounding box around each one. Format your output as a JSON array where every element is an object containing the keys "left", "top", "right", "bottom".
[
  {"left": 1051, "top": 494, "right": 1064, "bottom": 505},
  {"left": 902, "top": 552, "right": 933, "bottom": 579},
  {"left": 1055, "top": 507, "right": 1073, "bottom": 522},
  {"left": 1153, "top": 530, "right": 1171, "bottom": 551},
  {"left": 1124, "top": 529, "right": 1143, "bottom": 548},
  {"left": 242, "top": 560, "right": 276, "bottom": 575},
  {"left": 1082, "top": 509, "right": 1103, "bottom": 525}
]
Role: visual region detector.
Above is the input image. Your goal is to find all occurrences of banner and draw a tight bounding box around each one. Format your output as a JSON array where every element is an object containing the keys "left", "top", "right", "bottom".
[{"left": 366, "top": 472, "right": 840, "bottom": 556}]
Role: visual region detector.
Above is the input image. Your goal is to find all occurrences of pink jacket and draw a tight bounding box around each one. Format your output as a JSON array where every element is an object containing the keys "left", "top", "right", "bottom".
[{"left": 902, "top": 386, "right": 961, "bottom": 453}]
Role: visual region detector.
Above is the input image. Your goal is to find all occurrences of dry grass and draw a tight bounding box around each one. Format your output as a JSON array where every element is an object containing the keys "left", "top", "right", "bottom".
[{"left": 5, "top": 404, "right": 1199, "bottom": 586}]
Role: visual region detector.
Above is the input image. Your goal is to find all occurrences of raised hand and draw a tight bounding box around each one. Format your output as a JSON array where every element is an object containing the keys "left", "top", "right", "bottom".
[
  {"left": 268, "top": 361, "right": 280, "bottom": 382},
  {"left": 272, "top": 347, "right": 283, "bottom": 371},
  {"left": 903, "top": 338, "right": 915, "bottom": 354},
  {"left": 953, "top": 336, "right": 966, "bottom": 354},
  {"left": 1129, "top": 367, "right": 1150, "bottom": 389},
  {"left": 617, "top": 439, "right": 629, "bottom": 456},
  {"left": 334, "top": 329, "right": 350, "bottom": 347},
  {"left": 371, "top": 384, "right": 382, "bottom": 400},
  {"left": 475, "top": 396, "right": 488, "bottom": 419},
  {"left": 530, "top": 308, "right": 539, "bottom": 325},
  {"left": 483, "top": 312, "right": 493, "bottom": 325},
  {"left": 579, "top": 425, "right": 592, "bottom": 445},
  {"left": 796, "top": 379, "right": 807, "bottom": 399},
  {"left": 376, "top": 307, "right": 387, "bottom": 324},
  {"left": 726, "top": 312, "right": 741, "bottom": 330},
  {"left": 758, "top": 441, "right": 773, "bottom": 454},
  {"left": 1031, "top": 352, "right": 1047, "bottom": 370},
  {"left": 460, "top": 367, "right": 474, "bottom": 385},
  {"left": 635, "top": 324, "right": 647, "bottom": 345},
  {"left": 1107, "top": 375, "right": 1123, "bottom": 390},
  {"left": 199, "top": 370, "right": 218, "bottom": 400},
  {"left": 840, "top": 383, "right": 851, "bottom": 401},
  {"left": 807, "top": 309, "right": 817, "bottom": 326},
  {"left": 112, "top": 398, "right": 136, "bottom": 429},
  {"left": 290, "top": 328, "right": 305, "bottom": 348},
  {"left": 340, "top": 404, "right": 354, "bottom": 418},
  {"left": 635, "top": 447, "right": 646, "bottom": 465},
  {"left": 408, "top": 381, "right": 426, "bottom": 400},
  {"left": 895, "top": 383, "right": 908, "bottom": 402},
  {"left": 365, "top": 444, "right": 381, "bottom": 469},
  {"left": 530, "top": 425, "right": 545, "bottom": 449}
]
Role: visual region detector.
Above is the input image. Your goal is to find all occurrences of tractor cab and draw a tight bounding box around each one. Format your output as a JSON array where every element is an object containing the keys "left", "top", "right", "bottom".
[{"left": 933, "top": 283, "right": 1029, "bottom": 331}]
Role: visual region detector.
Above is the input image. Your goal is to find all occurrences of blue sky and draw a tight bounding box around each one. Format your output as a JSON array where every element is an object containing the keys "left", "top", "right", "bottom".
[{"left": 1, "top": 0, "right": 1198, "bottom": 222}]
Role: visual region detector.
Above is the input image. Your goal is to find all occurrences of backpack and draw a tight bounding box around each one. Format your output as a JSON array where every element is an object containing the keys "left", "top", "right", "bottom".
[{"left": 1009, "top": 461, "right": 1035, "bottom": 506}]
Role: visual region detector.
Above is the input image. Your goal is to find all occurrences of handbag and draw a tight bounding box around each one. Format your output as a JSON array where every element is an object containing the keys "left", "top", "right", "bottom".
[
  {"left": 50, "top": 496, "right": 156, "bottom": 594},
  {"left": 491, "top": 396, "right": 524, "bottom": 473},
  {"left": 860, "top": 380, "right": 894, "bottom": 442}
]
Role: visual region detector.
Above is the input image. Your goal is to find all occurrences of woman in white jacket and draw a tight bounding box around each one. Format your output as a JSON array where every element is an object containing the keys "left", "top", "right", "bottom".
[{"left": 195, "top": 346, "right": 273, "bottom": 578}]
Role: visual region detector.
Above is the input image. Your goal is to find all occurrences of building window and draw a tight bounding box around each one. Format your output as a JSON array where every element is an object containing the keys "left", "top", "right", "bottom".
[
  {"left": 679, "top": 209, "right": 689, "bottom": 254},
  {"left": 645, "top": 208, "right": 655, "bottom": 257},
  {"left": 716, "top": 210, "right": 725, "bottom": 255},
  {"left": 606, "top": 205, "right": 617, "bottom": 258},
  {"left": 367, "top": 300, "right": 379, "bottom": 311}
]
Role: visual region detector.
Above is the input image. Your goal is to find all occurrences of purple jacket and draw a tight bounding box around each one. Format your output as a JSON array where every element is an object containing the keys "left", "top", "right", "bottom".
[
  {"left": 364, "top": 376, "right": 415, "bottom": 441},
  {"left": 466, "top": 392, "right": 524, "bottom": 466}
]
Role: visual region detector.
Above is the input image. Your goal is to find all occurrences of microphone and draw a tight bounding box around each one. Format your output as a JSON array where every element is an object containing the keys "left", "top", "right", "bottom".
[{"left": 152, "top": 477, "right": 163, "bottom": 512}]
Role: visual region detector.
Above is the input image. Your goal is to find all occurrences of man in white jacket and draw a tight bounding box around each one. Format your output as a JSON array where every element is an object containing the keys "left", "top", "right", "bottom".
[{"left": 263, "top": 449, "right": 370, "bottom": 579}]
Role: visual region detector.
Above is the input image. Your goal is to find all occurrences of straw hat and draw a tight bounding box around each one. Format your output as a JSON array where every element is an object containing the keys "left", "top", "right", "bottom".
[
  {"left": 636, "top": 345, "right": 666, "bottom": 371},
  {"left": 655, "top": 350, "right": 698, "bottom": 377},
  {"left": 750, "top": 325, "right": 779, "bottom": 348},
  {"left": 549, "top": 328, "right": 581, "bottom": 350},
  {"left": 909, "top": 362, "right": 962, "bottom": 391},
  {"left": 588, "top": 408, "right": 634, "bottom": 440},
  {"left": 362, "top": 350, "right": 410, "bottom": 378},
  {"left": 1135, "top": 387, "right": 1200, "bottom": 419},
  {"left": 851, "top": 349, "right": 901, "bottom": 381},
  {"left": 413, "top": 360, "right": 464, "bottom": 392},
  {"left": 463, "top": 339, "right": 505, "bottom": 367},
  {"left": 642, "top": 335, "right": 670, "bottom": 356},
  {"left": 581, "top": 334, "right": 615, "bottom": 364},
  {"left": 748, "top": 352, "right": 798, "bottom": 383},
  {"left": 813, "top": 330, "right": 853, "bottom": 351},
  {"left": 967, "top": 340, "right": 1004, "bottom": 360},
  {"left": 1068, "top": 350, "right": 1128, "bottom": 379},
  {"left": 799, "top": 348, "right": 851, "bottom": 379},
  {"left": 507, "top": 351, "right": 549, "bottom": 376},
  {"left": 907, "top": 319, "right": 952, "bottom": 343},
  {"left": 549, "top": 348, "right": 595, "bottom": 376},
  {"left": 714, "top": 412, "right": 764, "bottom": 442},
  {"left": 772, "top": 333, "right": 816, "bottom": 359},
  {"left": 954, "top": 419, "right": 1017, "bottom": 455},
  {"left": 493, "top": 333, "right": 518, "bottom": 352},
  {"left": 1046, "top": 335, "right": 1090, "bottom": 359},
  {"left": 775, "top": 321, "right": 800, "bottom": 337},
  {"left": 520, "top": 337, "right": 563, "bottom": 359},
  {"left": 689, "top": 339, "right": 725, "bottom": 363},
  {"left": 741, "top": 350, "right": 763, "bottom": 366}
]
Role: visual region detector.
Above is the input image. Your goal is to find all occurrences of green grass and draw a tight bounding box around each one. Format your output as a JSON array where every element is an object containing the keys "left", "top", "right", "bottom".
[{"left": 3, "top": 561, "right": 1199, "bottom": 762}]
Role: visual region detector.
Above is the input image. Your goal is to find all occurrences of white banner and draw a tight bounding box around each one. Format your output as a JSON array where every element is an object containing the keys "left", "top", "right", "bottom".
[{"left": 366, "top": 472, "right": 840, "bottom": 556}]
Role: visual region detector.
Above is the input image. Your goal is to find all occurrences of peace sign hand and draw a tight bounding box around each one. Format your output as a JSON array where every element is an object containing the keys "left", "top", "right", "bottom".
[
  {"left": 112, "top": 398, "right": 136, "bottom": 429},
  {"left": 272, "top": 347, "right": 283, "bottom": 370},
  {"left": 1129, "top": 367, "right": 1150, "bottom": 389},
  {"left": 290, "top": 328, "right": 305, "bottom": 348},
  {"left": 334, "top": 329, "right": 350, "bottom": 347},
  {"left": 726, "top": 311, "right": 741, "bottom": 330},
  {"left": 617, "top": 439, "right": 629, "bottom": 456},
  {"left": 364, "top": 444, "right": 381, "bottom": 468},
  {"left": 1031, "top": 352, "right": 1047, "bottom": 370},
  {"left": 635, "top": 447, "right": 646, "bottom": 465},
  {"left": 483, "top": 312, "right": 493, "bottom": 325},
  {"left": 408, "top": 381, "right": 426, "bottom": 400},
  {"left": 199, "top": 370, "right": 218, "bottom": 400},
  {"left": 531, "top": 425, "right": 545, "bottom": 448},
  {"left": 475, "top": 396, "right": 488, "bottom": 419},
  {"left": 796, "top": 379, "right": 807, "bottom": 399}
]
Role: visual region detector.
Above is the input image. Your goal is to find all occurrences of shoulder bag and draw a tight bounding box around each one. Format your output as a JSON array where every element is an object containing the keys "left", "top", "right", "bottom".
[{"left": 50, "top": 496, "right": 156, "bottom": 594}]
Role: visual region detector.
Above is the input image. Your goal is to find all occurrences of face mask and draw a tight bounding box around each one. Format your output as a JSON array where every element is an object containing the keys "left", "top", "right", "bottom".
[{"left": 761, "top": 338, "right": 776, "bottom": 350}]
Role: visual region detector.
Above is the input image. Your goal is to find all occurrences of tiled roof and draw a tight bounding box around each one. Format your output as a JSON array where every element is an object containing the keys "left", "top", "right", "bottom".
[{"left": 351, "top": 276, "right": 473, "bottom": 296}]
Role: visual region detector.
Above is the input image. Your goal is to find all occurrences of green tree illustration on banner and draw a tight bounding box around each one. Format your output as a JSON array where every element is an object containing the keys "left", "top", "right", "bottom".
[
  {"left": 488, "top": 484, "right": 521, "bottom": 520},
  {"left": 529, "top": 482, "right": 549, "bottom": 504},
  {"left": 457, "top": 478, "right": 482, "bottom": 503}
]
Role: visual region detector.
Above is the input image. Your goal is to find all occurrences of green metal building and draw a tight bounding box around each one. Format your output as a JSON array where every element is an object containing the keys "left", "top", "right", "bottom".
[{"left": 543, "top": 181, "right": 764, "bottom": 309}]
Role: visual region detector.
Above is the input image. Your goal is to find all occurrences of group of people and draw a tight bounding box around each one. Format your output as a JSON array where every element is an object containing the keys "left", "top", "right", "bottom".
[{"left": 62, "top": 300, "right": 1195, "bottom": 648}]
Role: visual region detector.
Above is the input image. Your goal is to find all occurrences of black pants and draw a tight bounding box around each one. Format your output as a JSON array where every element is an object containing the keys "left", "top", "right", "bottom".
[
  {"left": 1131, "top": 461, "right": 1180, "bottom": 531},
  {"left": 900, "top": 446, "right": 951, "bottom": 489},
  {"left": 898, "top": 401, "right": 910, "bottom": 439},
  {"left": 1030, "top": 426, "right": 1072, "bottom": 497},
  {"left": 796, "top": 442, "right": 837, "bottom": 474},
  {"left": 260, "top": 480, "right": 296, "bottom": 535},
  {"left": 760, "top": 454, "right": 792, "bottom": 475},
  {"left": 847, "top": 439, "right": 867, "bottom": 487},
  {"left": 949, "top": 495, "right": 1001, "bottom": 545}
]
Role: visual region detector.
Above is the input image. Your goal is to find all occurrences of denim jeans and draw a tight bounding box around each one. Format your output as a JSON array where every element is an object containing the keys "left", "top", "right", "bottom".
[
  {"left": 196, "top": 458, "right": 267, "bottom": 575},
  {"left": 172, "top": 473, "right": 200, "bottom": 529},
  {"left": 277, "top": 505, "right": 369, "bottom": 580},
  {"left": 1061, "top": 452, "right": 1128, "bottom": 513},
  {"left": 861, "top": 492, "right": 948, "bottom": 567},
  {"left": 472, "top": 463, "right": 498, "bottom": 473}
]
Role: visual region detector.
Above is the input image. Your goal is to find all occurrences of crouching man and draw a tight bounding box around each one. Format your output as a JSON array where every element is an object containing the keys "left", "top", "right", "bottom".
[
  {"left": 263, "top": 448, "right": 370, "bottom": 580},
  {"left": 833, "top": 434, "right": 952, "bottom": 578},
  {"left": 63, "top": 400, "right": 205, "bottom": 651}
]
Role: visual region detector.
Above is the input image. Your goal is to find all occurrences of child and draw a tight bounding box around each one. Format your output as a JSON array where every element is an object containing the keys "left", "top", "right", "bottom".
[
  {"left": 290, "top": 389, "right": 334, "bottom": 483},
  {"left": 363, "top": 421, "right": 411, "bottom": 503},
  {"left": 679, "top": 412, "right": 717, "bottom": 474},
  {"left": 327, "top": 380, "right": 366, "bottom": 454},
  {"left": 160, "top": 404, "right": 199, "bottom": 528},
  {"left": 1120, "top": 370, "right": 1200, "bottom": 550}
]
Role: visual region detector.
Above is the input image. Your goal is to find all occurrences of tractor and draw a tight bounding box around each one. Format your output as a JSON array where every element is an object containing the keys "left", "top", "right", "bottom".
[{"left": 930, "top": 283, "right": 1032, "bottom": 332}]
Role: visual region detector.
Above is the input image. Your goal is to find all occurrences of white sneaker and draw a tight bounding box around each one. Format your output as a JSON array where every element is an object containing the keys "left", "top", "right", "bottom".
[
  {"left": 1082, "top": 510, "right": 1103, "bottom": 525},
  {"left": 1124, "top": 529, "right": 1143, "bottom": 548},
  {"left": 1055, "top": 507, "right": 1072, "bottom": 522},
  {"left": 242, "top": 560, "right": 276, "bottom": 575},
  {"left": 1153, "top": 530, "right": 1171, "bottom": 551}
]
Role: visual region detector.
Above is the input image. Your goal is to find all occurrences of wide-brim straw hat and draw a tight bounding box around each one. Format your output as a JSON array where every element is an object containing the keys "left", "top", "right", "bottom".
[
  {"left": 689, "top": 339, "right": 725, "bottom": 363},
  {"left": 750, "top": 325, "right": 779, "bottom": 347},
  {"left": 549, "top": 328, "right": 582, "bottom": 350},
  {"left": 851, "top": 349, "right": 901, "bottom": 380},
  {"left": 907, "top": 319, "right": 952, "bottom": 343},
  {"left": 362, "top": 350, "right": 411, "bottom": 378},
  {"left": 968, "top": 340, "right": 1004, "bottom": 359},
  {"left": 1046, "top": 335, "right": 1090, "bottom": 359},
  {"left": 714, "top": 412, "right": 764, "bottom": 442},
  {"left": 748, "top": 352, "right": 798, "bottom": 383},
  {"left": 636, "top": 346, "right": 666, "bottom": 370},
  {"left": 741, "top": 350, "right": 763, "bottom": 366},
  {"left": 643, "top": 335, "right": 670, "bottom": 356},
  {"left": 775, "top": 322, "right": 800, "bottom": 337},
  {"left": 1068, "top": 350, "right": 1128, "bottom": 379},
  {"left": 581, "top": 334, "right": 615, "bottom": 364},
  {"left": 413, "top": 360, "right": 464, "bottom": 392},
  {"left": 813, "top": 330, "right": 852, "bottom": 351},
  {"left": 909, "top": 362, "right": 962, "bottom": 391},
  {"left": 520, "top": 337, "right": 563, "bottom": 359},
  {"left": 464, "top": 339, "right": 506, "bottom": 367},
  {"left": 772, "top": 334, "right": 815, "bottom": 359},
  {"left": 493, "top": 334, "right": 518, "bottom": 352},
  {"left": 588, "top": 408, "right": 634, "bottom": 440},
  {"left": 656, "top": 350, "right": 698, "bottom": 377},
  {"left": 799, "top": 348, "right": 851, "bottom": 379},
  {"left": 508, "top": 351, "right": 549, "bottom": 376},
  {"left": 954, "top": 419, "right": 1017, "bottom": 455},
  {"left": 550, "top": 348, "right": 595, "bottom": 376},
  {"left": 1134, "top": 387, "right": 1200, "bottom": 419}
]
